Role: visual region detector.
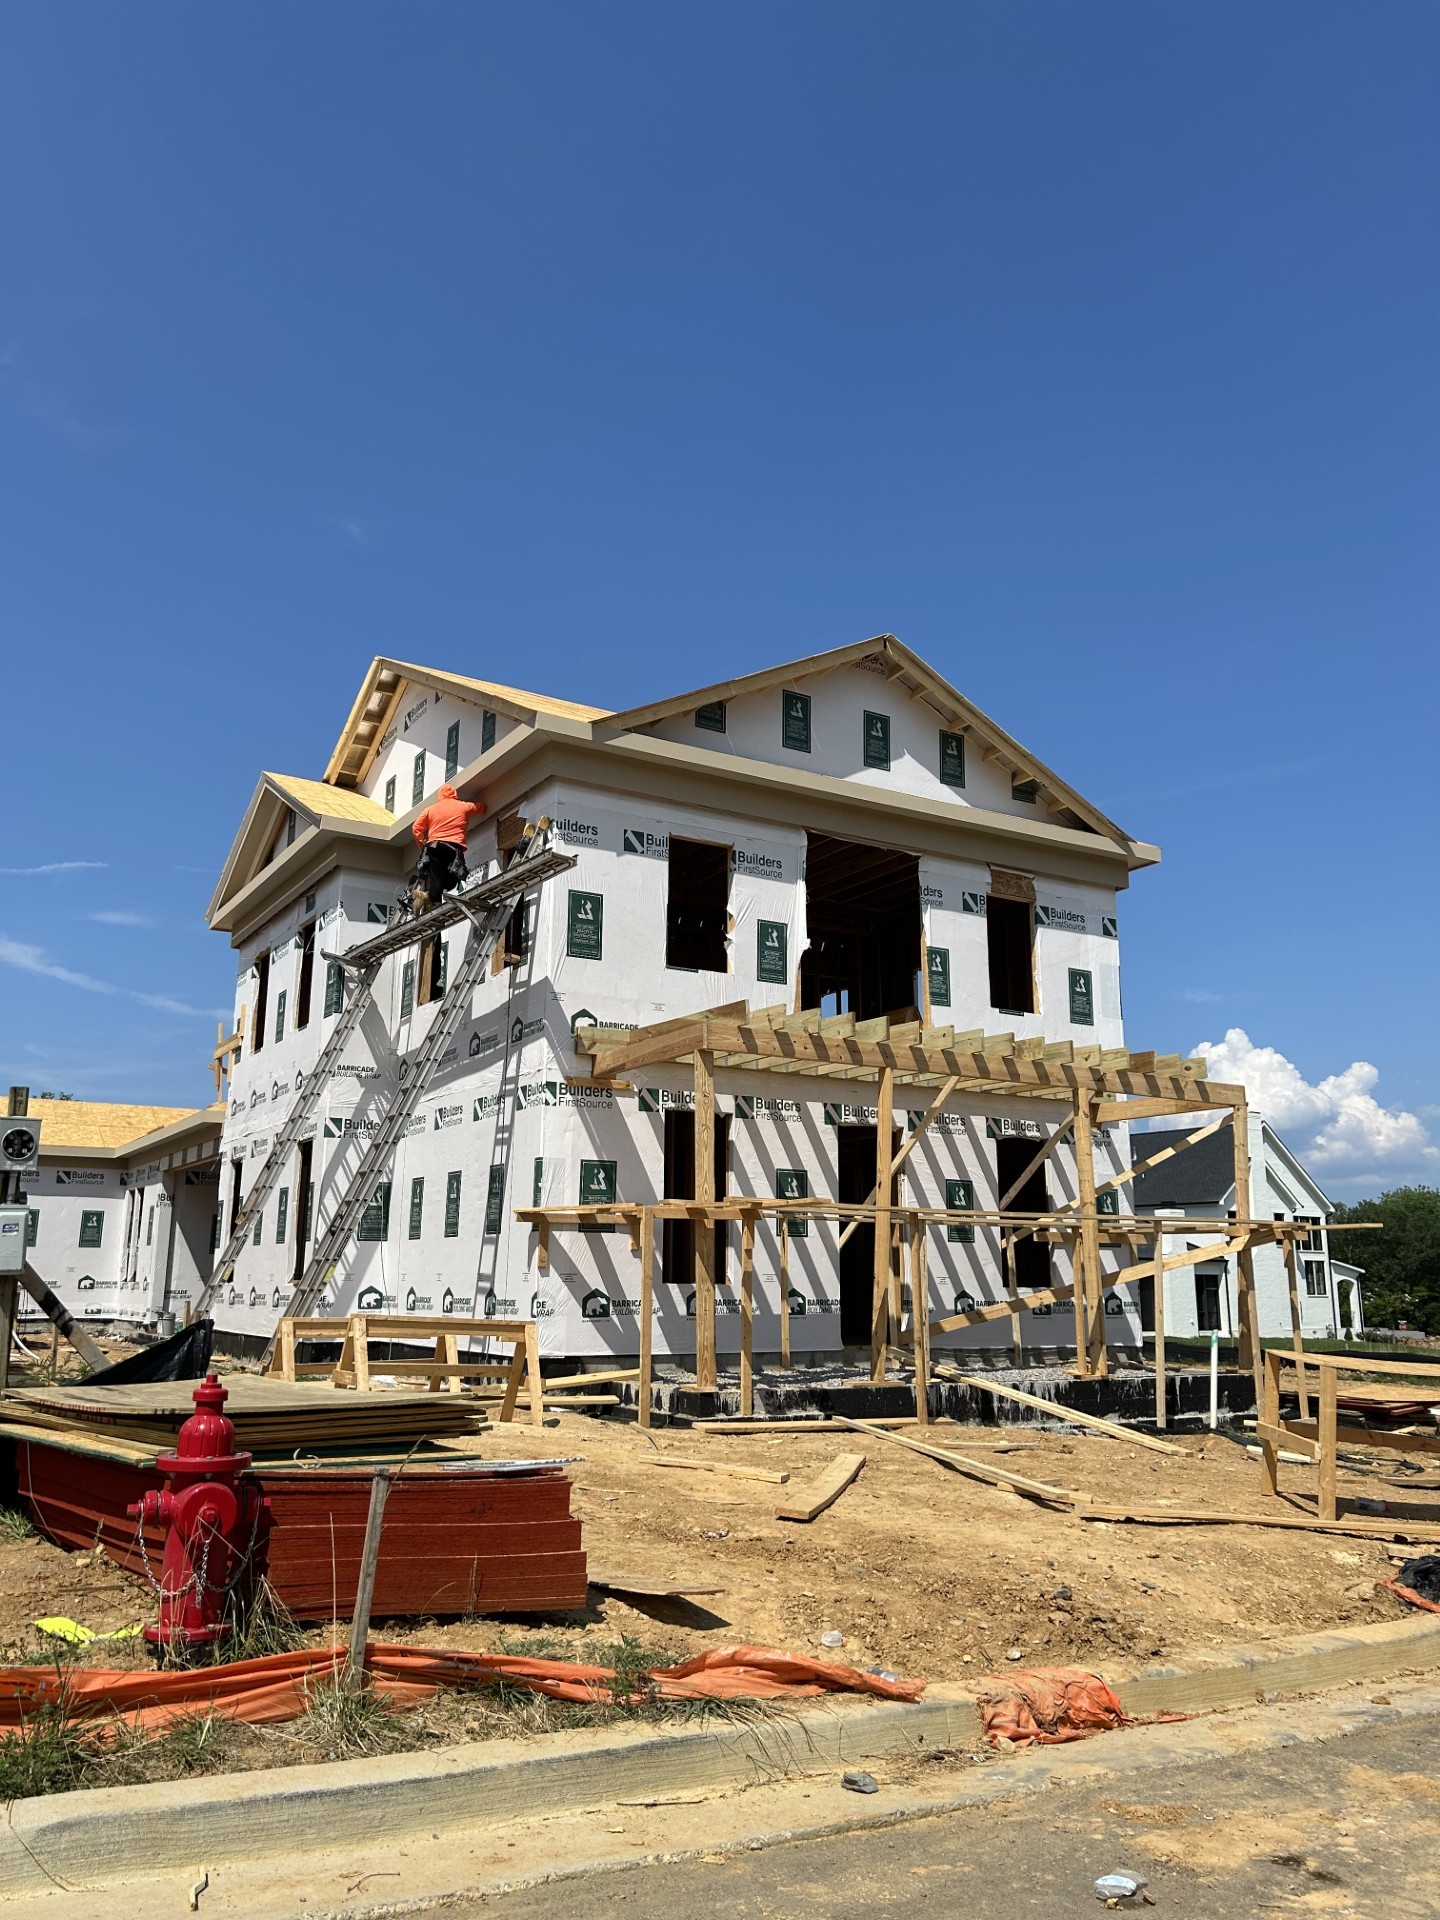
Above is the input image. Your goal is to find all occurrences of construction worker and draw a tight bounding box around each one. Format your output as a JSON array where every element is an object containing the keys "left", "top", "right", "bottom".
[{"left": 410, "top": 783, "right": 483, "bottom": 912}]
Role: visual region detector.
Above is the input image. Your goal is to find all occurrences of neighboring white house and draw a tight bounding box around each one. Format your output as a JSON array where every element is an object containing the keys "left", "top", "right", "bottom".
[
  {"left": 19, "top": 1099, "right": 225, "bottom": 1327},
  {"left": 1132, "top": 1115, "right": 1358, "bottom": 1341}
]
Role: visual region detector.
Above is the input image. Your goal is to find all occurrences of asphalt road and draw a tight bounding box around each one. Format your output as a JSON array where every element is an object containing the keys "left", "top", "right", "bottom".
[{"left": 448, "top": 1712, "right": 1440, "bottom": 1919}]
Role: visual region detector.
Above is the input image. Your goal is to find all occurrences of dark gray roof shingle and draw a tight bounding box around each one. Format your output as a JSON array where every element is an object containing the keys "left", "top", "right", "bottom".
[{"left": 1133, "top": 1123, "right": 1235, "bottom": 1208}]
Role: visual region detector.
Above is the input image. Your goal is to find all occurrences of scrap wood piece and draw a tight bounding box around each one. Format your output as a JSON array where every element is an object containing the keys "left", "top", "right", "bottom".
[
  {"left": 776, "top": 1451, "right": 866, "bottom": 1523},
  {"left": 943, "top": 1371, "right": 1188, "bottom": 1458},
  {"left": 1081, "top": 1503, "right": 1440, "bottom": 1542},
  {"left": 651, "top": 1458, "right": 790, "bottom": 1484},
  {"left": 834, "top": 1416, "right": 1080, "bottom": 1509},
  {"left": 589, "top": 1569, "right": 726, "bottom": 1597}
]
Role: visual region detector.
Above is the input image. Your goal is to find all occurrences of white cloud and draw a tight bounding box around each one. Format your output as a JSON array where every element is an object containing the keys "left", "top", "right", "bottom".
[
  {"left": 0, "top": 935, "right": 224, "bottom": 1021},
  {"left": 86, "top": 910, "right": 153, "bottom": 927},
  {"left": 1192, "top": 1027, "right": 1439, "bottom": 1186},
  {"left": 0, "top": 861, "right": 108, "bottom": 876}
]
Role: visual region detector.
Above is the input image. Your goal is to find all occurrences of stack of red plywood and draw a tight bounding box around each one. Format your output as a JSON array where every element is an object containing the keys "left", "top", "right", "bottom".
[{"left": 1, "top": 1381, "right": 586, "bottom": 1619}]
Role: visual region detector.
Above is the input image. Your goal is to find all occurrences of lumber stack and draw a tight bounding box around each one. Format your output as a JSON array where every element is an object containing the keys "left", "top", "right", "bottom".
[{"left": 2, "top": 1377, "right": 485, "bottom": 1453}]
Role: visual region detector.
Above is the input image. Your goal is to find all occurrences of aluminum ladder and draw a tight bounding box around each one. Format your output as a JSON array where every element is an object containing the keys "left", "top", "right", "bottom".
[{"left": 272, "top": 821, "right": 573, "bottom": 1330}]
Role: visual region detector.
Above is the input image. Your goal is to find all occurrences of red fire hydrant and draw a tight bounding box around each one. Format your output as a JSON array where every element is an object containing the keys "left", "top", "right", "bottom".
[{"left": 128, "top": 1374, "right": 265, "bottom": 1654}]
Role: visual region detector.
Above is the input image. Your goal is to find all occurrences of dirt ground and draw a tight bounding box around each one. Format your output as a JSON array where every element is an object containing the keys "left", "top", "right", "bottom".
[{"left": 0, "top": 1366, "right": 1428, "bottom": 1689}]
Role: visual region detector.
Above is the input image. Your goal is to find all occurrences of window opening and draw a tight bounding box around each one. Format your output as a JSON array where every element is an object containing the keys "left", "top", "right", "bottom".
[
  {"left": 799, "top": 833, "right": 920, "bottom": 1022},
  {"left": 994, "top": 1135, "right": 1051, "bottom": 1290},
  {"left": 229, "top": 1159, "right": 244, "bottom": 1241},
  {"left": 661, "top": 1110, "right": 729, "bottom": 1288},
  {"left": 252, "top": 949, "right": 270, "bottom": 1053},
  {"left": 292, "top": 1140, "right": 314, "bottom": 1282},
  {"left": 666, "top": 838, "right": 730, "bottom": 972},
  {"left": 296, "top": 922, "right": 316, "bottom": 1029},
  {"left": 987, "top": 896, "right": 1035, "bottom": 1014},
  {"left": 1195, "top": 1268, "right": 1223, "bottom": 1332},
  {"left": 418, "top": 934, "right": 447, "bottom": 1005},
  {"left": 285, "top": 809, "right": 297, "bottom": 846}
]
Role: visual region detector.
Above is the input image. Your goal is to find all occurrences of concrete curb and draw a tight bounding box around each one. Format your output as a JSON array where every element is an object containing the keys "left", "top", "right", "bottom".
[{"left": 2, "top": 1610, "right": 1437, "bottom": 1897}]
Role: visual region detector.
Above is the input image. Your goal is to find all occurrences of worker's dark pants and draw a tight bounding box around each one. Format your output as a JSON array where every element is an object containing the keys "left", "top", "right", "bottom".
[{"left": 418, "top": 842, "right": 467, "bottom": 900}]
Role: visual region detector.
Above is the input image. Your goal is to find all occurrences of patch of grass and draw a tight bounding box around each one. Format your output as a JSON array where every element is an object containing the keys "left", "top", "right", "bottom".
[
  {"left": 290, "top": 1673, "right": 426, "bottom": 1762},
  {"left": 0, "top": 1703, "right": 93, "bottom": 1798},
  {"left": 0, "top": 1505, "right": 38, "bottom": 1545},
  {"left": 218, "top": 1579, "right": 306, "bottom": 1662}
]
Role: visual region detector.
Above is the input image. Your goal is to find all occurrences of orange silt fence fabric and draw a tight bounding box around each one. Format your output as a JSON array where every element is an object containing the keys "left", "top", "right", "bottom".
[
  {"left": 975, "top": 1666, "right": 1132, "bottom": 1746},
  {"left": 0, "top": 1644, "right": 923, "bottom": 1736}
]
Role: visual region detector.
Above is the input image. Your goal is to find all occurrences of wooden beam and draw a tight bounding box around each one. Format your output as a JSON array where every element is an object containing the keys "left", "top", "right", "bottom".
[
  {"left": 779, "top": 1217, "right": 791, "bottom": 1368},
  {"left": 739, "top": 1213, "right": 755, "bottom": 1418},
  {"left": 1094, "top": 1097, "right": 1233, "bottom": 1124},
  {"left": 872, "top": 1067, "right": 894, "bottom": 1383},
  {"left": 1152, "top": 1232, "right": 1167, "bottom": 1431},
  {"left": 694, "top": 1048, "right": 717, "bottom": 1392},
  {"left": 910, "top": 1219, "right": 930, "bottom": 1425},
  {"left": 651, "top": 1459, "right": 790, "bottom": 1484},
  {"left": 1282, "top": 1233, "right": 1309, "bottom": 1425},
  {"left": 1074, "top": 1095, "right": 1106, "bottom": 1377},
  {"left": 944, "top": 1371, "right": 1188, "bottom": 1456},
  {"left": 776, "top": 1452, "right": 866, "bottom": 1523},
  {"left": 1232, "top": 1097, "right": 1261, "bottom": 1387},
  {"left": 638, "top": 1207, "right": 655, "bottom": 1430},
  {"left": 834, "top": 1416, "right": 1080, "bottom": 1507},
  {"left": 1080, "top": 1504, "right": 1440, "bottom": 1542}
]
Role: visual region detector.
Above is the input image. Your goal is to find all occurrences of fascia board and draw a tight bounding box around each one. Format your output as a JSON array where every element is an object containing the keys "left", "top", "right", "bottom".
[
  {"left": 1263, "top": 1122, "right": 1334, "bottom": 1215},
  {"left": 211, "top": 820, "right": 400, "bottom": 943},
  {"left": 598, "top": 636, "right": 889, "bottom": 733},
  {"left": 123, "top": 1109, "right": 226, "bottom": 1162}
]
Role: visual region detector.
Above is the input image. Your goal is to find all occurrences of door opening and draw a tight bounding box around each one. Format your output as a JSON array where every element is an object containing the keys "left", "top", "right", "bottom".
[
  {"left": 799, "top": 833, "right": 921, "bottom": 1022},
  {"left": 295, "top": 922, "right": 317, "bottom": 1029},
  {"left": 994, "top": 1135, "right": 1051, "bottom": 1290},
  {"left": 837, "top": 1124, "right": 900, "bottom": 1347},
  {"left": 291, "top": 1139, "right": 314, "bottom": 1287}
]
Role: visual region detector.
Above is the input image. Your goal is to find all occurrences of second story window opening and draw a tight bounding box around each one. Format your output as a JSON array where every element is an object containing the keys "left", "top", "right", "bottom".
[{"left": 666, "top": 838, "right": 730, "bottom": 972}]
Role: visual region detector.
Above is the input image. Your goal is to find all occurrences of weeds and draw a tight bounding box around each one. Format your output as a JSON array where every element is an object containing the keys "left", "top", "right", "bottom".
[
  {"left": 290, "top": 1674, "right": 425, "bottom": 1762},
  {"left": 0, "top": 1506, "right": 37, "bottom": 1546},
  {"left": 218, "top": 1579, "right": 305, "bottom": 1662},
  {"left": 0, "top": 1705, "right": 92, "bottom": 1798}
]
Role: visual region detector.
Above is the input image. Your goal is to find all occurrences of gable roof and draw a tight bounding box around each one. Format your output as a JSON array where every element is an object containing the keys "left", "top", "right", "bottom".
[
  {"left": 601, "top": 633, "right": 1133, "bottom": 844},
  {"left": 208, "top": 771, "right": 396, "bottom": 924},
  {"left": 324, "top": 657, "right": 610, "bottom": 789},
  {"left": 1133, "top": 1123, "right": 1236, "bottom": 1208},
  {"left": 268, "top": 773, "right": 392, "bottom": 827}
]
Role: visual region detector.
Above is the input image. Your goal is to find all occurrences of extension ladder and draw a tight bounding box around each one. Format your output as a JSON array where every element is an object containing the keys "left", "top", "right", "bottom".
[{"left": 274, "top": 822, "right": 573, "bottom": 1328}]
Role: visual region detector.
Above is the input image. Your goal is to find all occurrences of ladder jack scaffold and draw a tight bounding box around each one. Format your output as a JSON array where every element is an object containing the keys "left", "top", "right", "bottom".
[{"left": 196, "top": 821, "right": 575, "bottom": 1326}]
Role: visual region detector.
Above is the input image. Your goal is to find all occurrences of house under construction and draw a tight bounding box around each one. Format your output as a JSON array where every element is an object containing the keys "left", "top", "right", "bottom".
[{"left": 201, "top": 633, "right": 1304, "bottom": 1385}]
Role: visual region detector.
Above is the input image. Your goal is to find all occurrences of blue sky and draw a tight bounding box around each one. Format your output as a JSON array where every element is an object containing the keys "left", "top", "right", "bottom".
[{"left": 1, "top": 2, "right": 1434, "bottom": 1197}]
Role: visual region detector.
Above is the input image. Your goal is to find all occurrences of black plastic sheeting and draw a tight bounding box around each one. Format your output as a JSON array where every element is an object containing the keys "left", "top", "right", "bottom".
[
  {"left": 1393, "top": 1556, "right": 1440, "bottom": 1606},
  {"left": 83, "top": 1318, "right": 214, "bottom": 1386}
]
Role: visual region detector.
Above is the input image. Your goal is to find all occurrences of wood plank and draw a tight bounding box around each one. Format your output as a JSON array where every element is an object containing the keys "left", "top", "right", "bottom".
[
  {"left": 941, "top": 1371, "right": 1188, "bottom": 1456},
  {"left": 1074, "top": 1095, "right": 1105, "bottom": 1377},
  {"left": 588, "top": 1569, "right": 725, "bottom": 1598},
  {"left": 694, "top": 1047, "right": 717, "bottom": 1393},
  {"left": 776, "top": 1452, "right": 866, "bottom": 1523},
  {"left": 639, "top": 1207, "right": 655, "bottom": 1429},
  {"left": 1254, "top": 1419, "right": 1320, "bottom": 1462},
  {"left": 1081, "top": 1504, "right": 1440, "bottom": 1542},
  {"left": 872, "top": 1067, "right": 894, "bottom": 1382},
  {"left": 740, "top": 1214, "right": 755, "bottom": 1418},
  {"left": 833, "top": 1416, "right": 1080, "bottom": 1507},
  {"left": 650, "top": 1458, "right": 789, "bottom": 1484}
]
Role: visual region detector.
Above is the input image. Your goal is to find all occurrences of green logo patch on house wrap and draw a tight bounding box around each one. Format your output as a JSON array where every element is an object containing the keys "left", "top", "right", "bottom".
[
  {"left": 581, "top": 1289, "right": 611, "bottom": 1320},
  {"left": 622, "top": 828, "right": 668, "bottom": 858},
  {"left": 774, "top": 1167, "right": 808, "bottom": 1237},
  {"left": 484, "top": 1165, "right": 505, "bottom": 1235},
  {"left": 579, "top": 1160, "right": 617, "bottom": 1208},
  {"left": 782, "top": 689, "right": 811, "bottom": 753},
  {"left": 1068, "top": 967, "right": 1095, "bottom": 1025},
  {"left": 926, "top": 946, "right": 951, "bottom": 1008},
  {"left": 960, "top": 891, "right": 986, "bottom": 915},
  {"left": 945, "top": 1178, "right": 975, "bottom": 1244},
  {"left": 567, "top": 890, "right": 603, "bottom": 960},
  {"left": 863, "top": 710, "right": 891, "bottom": 770},
  {"left": 939, "top": 730, "right": 966, "bottom": 788},
  {"left": 757, "top": 919, "right": 788, "bottom": 984},
  {"left": 1101, "top": 916, "right": 1118, "bottom": 939},
  {"left": 695, "top": 700, "right": 726, "bottom": 733}
]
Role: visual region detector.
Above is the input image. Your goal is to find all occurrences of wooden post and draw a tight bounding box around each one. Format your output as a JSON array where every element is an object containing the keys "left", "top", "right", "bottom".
[
  {"left": 523, "top": 1320, "right": 544, "bottom": 1427},
  {"left": 1073, "top": 1095, "right": 1107, "bottom": 1377},
  {"left": 871, "top": 1067, "right": 894, "bottom": 1383},
  {"left": 1003, "top": 1233, "right": 1022, "bottom": 1365},
  {"left": 1152, "top": 1232, "right": 1167, "bottom": 1430},
  {"left": 910, "top": 1213, "right": 930, "bottom": 1426},
  {"left": 638, "top": 1207, "right": 654, "bottom": 1430},
  {"left": 344, "top": 1466, "right": 392, "bottom": 1689},
  {"left": 1259, "top": 1346, "right": 1281, "bottom": 1500},
  {"left": 1317, "top": 1362, "right": 1338, "bottom": 1522},
  {"left": 779, "top": 1218, "right": 791, "bottom": 1368},
  {"left": 693, "top": 1049, "right": 717, "bottom": 1392},
  {"left": 739, "top": 1212, "right": 755, "bottom": 1417},
  {"left": 1282, "top": 1230, "right": 1309, "bottom": 1423},
  {"left": 1232, "top": 1097, "right": 1261, "bottom": 1390},
  {"left": 352, "top": 1315, "right": 372, "bottom": 1393},
  {"left": 0, "top": 1087, "right": 29, "bottom": 1394}
]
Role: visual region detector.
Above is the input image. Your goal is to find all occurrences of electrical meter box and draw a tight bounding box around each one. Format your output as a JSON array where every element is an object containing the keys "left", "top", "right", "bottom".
[
  {"left": 0, "top": 1120, "right": 41, "bottom": 1179},
  {"left": 0, "top": 1207, "right": 28, "bottom": 1276}
]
